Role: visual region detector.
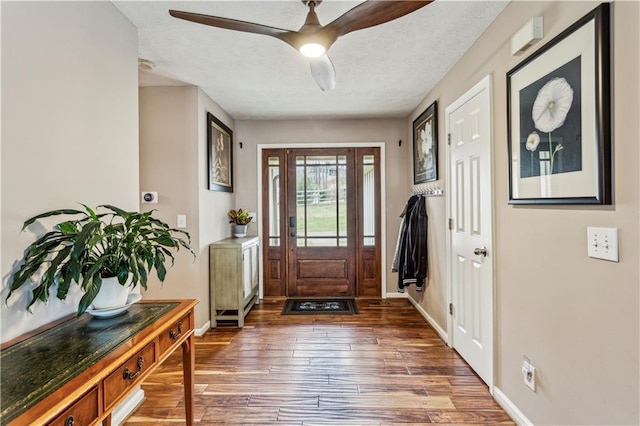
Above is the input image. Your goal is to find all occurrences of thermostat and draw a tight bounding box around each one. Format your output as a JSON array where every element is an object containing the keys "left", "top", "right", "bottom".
[{"left": 141, "top": 191, "right": 158, "bottom": 203}]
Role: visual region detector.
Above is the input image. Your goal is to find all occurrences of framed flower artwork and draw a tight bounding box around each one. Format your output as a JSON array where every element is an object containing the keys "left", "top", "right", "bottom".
[
  {"left": 507, "top": 3, "right": 611, "bottom": 205},
  {"left": 207, "top": 112, "right": 233, "bottom": 192},
  {"left": 413, "top": 101, "right": 438, "bottom": 184}
]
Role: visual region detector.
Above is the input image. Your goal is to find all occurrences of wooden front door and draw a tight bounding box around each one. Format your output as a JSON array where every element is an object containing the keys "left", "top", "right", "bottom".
[
  {"left": 287, "top": 148, "right": 356, "bottom": 297},
  {"left": 261, "top": 147, "right": 381, "bottom": 298}
]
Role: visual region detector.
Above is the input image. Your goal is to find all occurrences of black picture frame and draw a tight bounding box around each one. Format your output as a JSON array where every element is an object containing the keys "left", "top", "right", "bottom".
[
  {"left": 507, "top": 3, "right": 611, "bottom": 205},
  {"left": 413, "top": 101, "right": 438, "bottom": 184},
  {"left": 207, "top": 112, "right": 233, "bottom": 193}
]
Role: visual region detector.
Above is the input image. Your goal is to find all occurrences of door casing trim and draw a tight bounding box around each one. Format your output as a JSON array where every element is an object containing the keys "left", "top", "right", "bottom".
[
  {"left": 444, "top": 75, "right": 495, "bottom": 392},
  {"left": 257, "top": 142, "right": 387, "bottom": 299}
]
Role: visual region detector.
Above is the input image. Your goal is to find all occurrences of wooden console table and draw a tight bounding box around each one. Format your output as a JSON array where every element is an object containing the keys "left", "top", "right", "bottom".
[{"left": 0, "top": 299, "right": 197, "bottom": 426}]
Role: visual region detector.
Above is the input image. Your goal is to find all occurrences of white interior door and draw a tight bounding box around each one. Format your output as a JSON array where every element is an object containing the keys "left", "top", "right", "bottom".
[{"left": 446, "top": 76, "right": 494, "bottom": 387}]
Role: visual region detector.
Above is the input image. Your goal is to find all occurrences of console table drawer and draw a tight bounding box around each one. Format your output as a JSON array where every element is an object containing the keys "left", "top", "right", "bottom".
[
  {"left": 159, "top": 314, "right": 191, "bottom": 355},
  {"left": 104, "top": 342, "right": 156, "bottom": 410},
  {"left": 46, "top": 386, "right": 98, "bottom": 426}
]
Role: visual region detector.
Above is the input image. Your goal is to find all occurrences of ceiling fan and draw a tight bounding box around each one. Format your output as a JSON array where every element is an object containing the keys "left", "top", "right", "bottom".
[{"left": 169, "top": 0, "right": 432, "bottom": 91}]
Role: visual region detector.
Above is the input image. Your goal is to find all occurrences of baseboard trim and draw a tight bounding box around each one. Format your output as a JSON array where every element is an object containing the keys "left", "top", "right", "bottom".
[
  {"left": 493, "top": 386, "right": 533, "bottom": 426},
  {"left": 408, "top": 295, "right": 448, "bottom": 342},
  {"left": 112, "top": 387, "right": 145, "bottom": 426},
  {"left": 195, "top": 321, "right": 211, "bottom": 337},
  {"left": 385, "top": 292, "right": 409, "bottom": 298}
]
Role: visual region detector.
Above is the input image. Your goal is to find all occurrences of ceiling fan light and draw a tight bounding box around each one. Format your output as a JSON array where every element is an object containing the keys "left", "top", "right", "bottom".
[{"left": 299, "top": 43, "right": 326, "bottom": 58}]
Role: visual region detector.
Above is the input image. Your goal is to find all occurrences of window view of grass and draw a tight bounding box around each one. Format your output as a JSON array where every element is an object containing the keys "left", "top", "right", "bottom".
[
  {"left": 297, "top": 200, "right": 347, "bottom": 233},
  {"left": 295, "top": 158, "right": 347, "bottom": 246}
]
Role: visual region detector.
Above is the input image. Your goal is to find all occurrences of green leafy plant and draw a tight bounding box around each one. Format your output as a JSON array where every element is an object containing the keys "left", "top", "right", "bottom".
[
  {"left": 7, "top": 204, "right": 195, "bottom": 315},
  {"left": 227, "top": 209, "right": 253, "bottom": 225}
]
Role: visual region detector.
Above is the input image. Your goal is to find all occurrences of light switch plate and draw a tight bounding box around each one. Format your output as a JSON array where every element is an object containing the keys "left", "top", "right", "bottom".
[
  {"left": 522, "top": 357, "right": 536, "bottom": 392},
  {"left": 177, "top": 214, "right": 187, "bottom": 229},
  {"left": 587, "top": 227, "right": 619, "bottom": 262}
]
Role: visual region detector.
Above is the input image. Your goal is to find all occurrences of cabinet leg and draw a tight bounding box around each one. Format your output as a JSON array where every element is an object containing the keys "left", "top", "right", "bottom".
[{"left": 182, "top": 334, "right": 195, "bottom": 426}]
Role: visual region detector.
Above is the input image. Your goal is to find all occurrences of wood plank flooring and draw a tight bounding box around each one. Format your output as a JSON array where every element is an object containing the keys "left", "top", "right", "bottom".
[{"left": 125, "top": 298, "right": 513, "bottom": 425}]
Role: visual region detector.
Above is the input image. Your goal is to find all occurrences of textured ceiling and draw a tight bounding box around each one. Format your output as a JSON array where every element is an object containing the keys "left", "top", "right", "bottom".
[{"left": 113, "top": 1, "right": 508, "bottom": 120}]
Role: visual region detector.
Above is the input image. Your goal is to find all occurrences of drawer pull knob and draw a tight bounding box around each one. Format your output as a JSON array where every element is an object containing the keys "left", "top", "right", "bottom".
[
  {"left": 123, "top": 356, "right": 144, "bottom": 380},
  {"left": 169, "top": 322, "right": 183, "bottom": 340},
  {"left": 65, "top": 416, "right": 74, "bottom": 426}
]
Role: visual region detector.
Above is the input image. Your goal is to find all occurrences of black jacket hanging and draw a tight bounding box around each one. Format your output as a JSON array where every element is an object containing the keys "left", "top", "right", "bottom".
[{"left": 392, "top": 195, "right": 428, "bottom": 292}]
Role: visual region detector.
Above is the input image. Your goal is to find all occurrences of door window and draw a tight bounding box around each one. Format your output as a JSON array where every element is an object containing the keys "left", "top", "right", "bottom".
[{"left": 295, "top": 155, "right": 348, "bottom": 247}]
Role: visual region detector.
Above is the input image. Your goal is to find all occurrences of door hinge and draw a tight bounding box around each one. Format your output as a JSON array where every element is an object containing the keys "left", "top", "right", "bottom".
[
  {"left": 449, "top": 303, "right": 453, "bottom": 315},
  {"left": 448, "top": 218, "right": 453, "bottom": 230},
  {"left": 447, "top": 133, "right": 451, "bottom": 145}
]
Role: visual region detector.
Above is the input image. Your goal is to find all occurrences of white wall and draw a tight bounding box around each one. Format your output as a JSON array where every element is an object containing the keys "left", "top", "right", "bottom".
[
  {"left": 235, "top": 118, "right": 409, "bottom": 293},
  {"left": 408, "top": 1, "right": 639, "bottom": 423},
  {"left": 1, "top": 2, "right": 139, "bottom": 343},
  {"left": 139, "top": 86, "right": 235, "bottom": 331}
]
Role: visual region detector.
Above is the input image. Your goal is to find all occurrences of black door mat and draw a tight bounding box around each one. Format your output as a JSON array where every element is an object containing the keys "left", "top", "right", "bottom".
[{"left": 281, "top": 299, "right": 358, "bottom": 315}]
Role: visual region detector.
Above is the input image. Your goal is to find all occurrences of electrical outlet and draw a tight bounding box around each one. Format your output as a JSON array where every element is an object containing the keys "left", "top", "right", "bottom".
[
  {"left": 522, "top": 357, "right": 536, "bottom": 392},
  {"left": 587, "top": 227, "right": 619, "bottom": 262},
  {"left": 177, "top": 214, "right": 187, "bottom": 229}
]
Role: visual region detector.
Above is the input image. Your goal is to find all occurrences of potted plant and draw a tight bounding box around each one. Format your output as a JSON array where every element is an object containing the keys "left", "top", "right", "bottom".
[
  {"left": 227, "top": 209, "right": 253, "bottom": 238},
  {"left": 6, "top": 204, "right": 195, "bottom": 315}
]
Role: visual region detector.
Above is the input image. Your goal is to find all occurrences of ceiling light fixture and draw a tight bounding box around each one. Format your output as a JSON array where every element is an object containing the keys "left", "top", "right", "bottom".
[
  {"left": 299, "top": 42, "right": 326, "bottom": 58},
  {"left": 297, "top": 1, "right": 327, "bottom": 58}
]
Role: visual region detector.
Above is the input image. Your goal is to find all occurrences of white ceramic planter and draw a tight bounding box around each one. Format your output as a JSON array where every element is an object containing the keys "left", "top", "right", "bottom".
[{"left": 92, "top": 276, "right": 131, "bottom": 310}]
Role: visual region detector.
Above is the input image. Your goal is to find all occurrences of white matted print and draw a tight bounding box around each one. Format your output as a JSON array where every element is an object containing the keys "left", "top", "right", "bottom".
[{"left": 507, "top": 4, "right": 611, "bottom": 205}]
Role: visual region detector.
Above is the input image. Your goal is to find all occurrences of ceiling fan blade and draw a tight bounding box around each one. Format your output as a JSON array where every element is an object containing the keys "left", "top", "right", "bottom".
[
  {"left": 310, "top": 54, "right": 336, "bottom": 91},
  {"left": 321, "top": 0, "right": 433, "bottom": 40},
  {"left": 169, "top": 10, "right": 302, "bottom": 50}
]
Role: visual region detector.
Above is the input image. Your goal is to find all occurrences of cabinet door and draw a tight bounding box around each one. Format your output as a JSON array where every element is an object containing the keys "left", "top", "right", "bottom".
[
  {"left": 249, "top": 243, "right": 259, "bottom": 291},
  {"left": 242, "top": 246, "right": 252, "bottom": 298},
  {"left": 242, "top": 243, "right": 260, "bottom": 297}
]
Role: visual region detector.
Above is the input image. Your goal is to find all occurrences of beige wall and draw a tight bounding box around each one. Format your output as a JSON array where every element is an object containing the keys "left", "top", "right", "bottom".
[
  {"left": 0, "top": 2, "right": 139, "bottom": 343},
  {"left": 235, "top": 118, "right": 409, "bottom": 292},
  {"left": 139, "top": 86, "right": 235, "bottom": 330},
  {"left": 409, "top": 1, "right": 639, "bottom": 423},
  {"left": 197, "top": 87, "right": 237, "bottom": 274},
  {"left": 196, "top": 89, "right": 237, "bottom": 324}
]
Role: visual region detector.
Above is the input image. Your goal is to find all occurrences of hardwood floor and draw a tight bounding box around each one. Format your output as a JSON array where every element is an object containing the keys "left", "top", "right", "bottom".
[{"left": 125, "top": 298, "right": 513, "bottom": 425}]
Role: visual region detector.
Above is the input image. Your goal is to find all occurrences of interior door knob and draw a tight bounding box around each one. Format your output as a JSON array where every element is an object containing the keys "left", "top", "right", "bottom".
[{"left": 474, "top": 246, "right": 488, "bottom": 257}]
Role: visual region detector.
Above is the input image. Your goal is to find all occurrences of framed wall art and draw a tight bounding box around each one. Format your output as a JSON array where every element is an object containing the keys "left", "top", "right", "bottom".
[
  {"left": 507, "top": 3, "right": 611, "bottom": 205},
  {"left": 207, "top": 112, "right": 233, "bottom": 192},
  {"left": 413, "top": 100, "right": 438, "bottom": 184}
]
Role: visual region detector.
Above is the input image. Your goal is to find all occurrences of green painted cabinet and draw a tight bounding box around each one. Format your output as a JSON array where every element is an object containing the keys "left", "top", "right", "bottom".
[{"left": 209, "top": 236, "right": 259, "bottom": 327}]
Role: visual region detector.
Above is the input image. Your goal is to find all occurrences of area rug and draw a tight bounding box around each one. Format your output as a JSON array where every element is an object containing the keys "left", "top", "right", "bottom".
[{"left": 281, "top": 299, "right": 358, "bottom": 315}]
